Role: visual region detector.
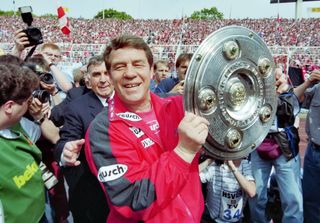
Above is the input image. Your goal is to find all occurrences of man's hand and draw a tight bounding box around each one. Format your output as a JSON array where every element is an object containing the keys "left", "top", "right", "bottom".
[
  {"left": 275, "top": 68, "right": 290, "bottom": 94},
  {"left": 176, "top": 112, "right": 209, "bottom": 154},
  {"left": 13, "top": 29, "right": 29, "bottom": 52},
  {"left": 62, "top": 139, "right": 85, "bottom": 166},
  {"left": 308, "top": 70, "right": 320, "bottom": 83},
  {"left": 170, "top": 80, "right": 184, "bottom": 95},
  {"left": 40, "top": 81, "right": 57, "bottom": 95},
  {"left": 28, "top": 98, "right": 51, "bottom": 121}
]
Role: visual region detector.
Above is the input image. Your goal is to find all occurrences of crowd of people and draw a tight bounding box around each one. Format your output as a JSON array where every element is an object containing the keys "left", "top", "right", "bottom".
[
  {"left": 1, "top": 16, "right": 320, "bottom": 46},
  {"left": 1, "top": 14, "right": 320, "bottom": 223},
  {"left": 1, "top": 16, "right": 320, "bottom": 73}
]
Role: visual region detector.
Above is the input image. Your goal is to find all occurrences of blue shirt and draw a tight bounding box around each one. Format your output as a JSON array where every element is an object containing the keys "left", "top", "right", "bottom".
[{"left": 155, "top": 77, "right": 179, "bottom": 94}]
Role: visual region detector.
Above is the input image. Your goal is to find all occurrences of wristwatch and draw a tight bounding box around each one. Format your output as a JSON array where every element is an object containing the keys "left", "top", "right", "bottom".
[{"left": 34, "top": 116, "right": 45, "bottom": 125}]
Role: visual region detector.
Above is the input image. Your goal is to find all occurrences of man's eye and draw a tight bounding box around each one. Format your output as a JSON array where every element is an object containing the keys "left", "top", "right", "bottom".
[
  {"left": 92, "top": 73, "right": 101, "bottom": 77},
  {"left": 114, "top": 65, "right": 125, "bottom": 70},
  {"left": 134, "top": 63, "right": 143, "bottom": 67}
]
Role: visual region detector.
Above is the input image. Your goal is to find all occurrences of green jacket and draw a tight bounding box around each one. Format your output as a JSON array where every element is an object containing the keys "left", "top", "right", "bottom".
[{"left": 0, "top": 129, "right": 45, "bottom": 223}]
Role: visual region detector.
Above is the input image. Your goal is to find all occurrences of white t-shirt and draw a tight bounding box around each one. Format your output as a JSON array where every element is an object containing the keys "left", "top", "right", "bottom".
[{"left": 200, "top": 159, "right": 254, "bottom": 223}]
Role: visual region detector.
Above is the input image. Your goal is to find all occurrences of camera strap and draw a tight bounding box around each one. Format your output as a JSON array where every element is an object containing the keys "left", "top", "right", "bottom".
[{"left": 24, "top": 45, "right": 37, "bottom": 61}]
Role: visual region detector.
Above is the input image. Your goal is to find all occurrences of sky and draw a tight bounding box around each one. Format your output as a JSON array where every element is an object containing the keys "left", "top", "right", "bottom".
[{"left": 1, "top": 0, "right": 320, "bottom": 19}]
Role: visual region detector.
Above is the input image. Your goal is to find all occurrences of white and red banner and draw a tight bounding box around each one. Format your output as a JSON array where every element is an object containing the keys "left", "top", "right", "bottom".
[{"left": 57, "top": 6, "right": 71, "bottom": 35}]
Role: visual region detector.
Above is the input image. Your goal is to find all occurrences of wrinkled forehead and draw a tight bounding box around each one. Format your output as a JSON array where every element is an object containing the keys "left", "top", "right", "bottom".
[
  {"left": 87, "top": 61, "right": 106, "bottom": 74},
  {"left": 156, "top": 63, "right": 169, "bottom": 70},
  {"left": 110, "top": 47, "right": 149, "bottom": 65},
  {"left": 42, "top": 47, "right": 61, "bottom": 55}
]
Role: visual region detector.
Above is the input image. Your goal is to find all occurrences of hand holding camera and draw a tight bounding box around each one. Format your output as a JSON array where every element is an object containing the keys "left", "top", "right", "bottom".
[
  {"left": 12, "top": 6, "right": 44, "bottom": 58},
  {"left": 18, "top": 6, "right": 43, "bottom": 48},
  {"left": 13, "top": 29, "right": 30, "bottom": 52},
  {"left": 28, "top": 97, "right": 51, "bottom": 123}
]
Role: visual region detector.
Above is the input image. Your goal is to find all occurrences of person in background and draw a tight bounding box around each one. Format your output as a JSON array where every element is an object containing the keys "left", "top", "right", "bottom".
[
  {"left": 155, "top": 53, "right": 192, "bottom": 94},
  {"left": 12, "top": 29, "right": 73, "bottom": 92},
  {"left": 55, "top": 55, "right": 113, "bottom": 223},
  {"left": 0, "top": 63, "right": 45, "bottom": 223},
  {"left": 83, "top": 35, "right": 209, "bottom": 222},
  {"left": 150, "top": 60, "right": 169, "bottom": 92},
  {"left": 50, "top": 65, "right": 91, "bottom": 127},
  {"left": 199, "top": 158, "right": 256, "bottom": 223},
  {"left": 24, "top": 54, "right": 70, "bottom": 223},
  {"left": 293, "top": 69, "right": 320, "bottom": 223},
  {"left": 249, "top": 68, "right": 303, "bottom": 223},
  {"left": 72, "top": 67, "right": 87, "bottom": 87}
]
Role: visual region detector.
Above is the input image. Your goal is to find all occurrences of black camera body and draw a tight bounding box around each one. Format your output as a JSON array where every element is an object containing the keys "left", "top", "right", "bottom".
[
  {"left": 19, "top": 6, "right": 43, "bottom": 48},
  {"left": 23, "top": 27, "right": 43, "bottom": 48},
  {"left": 32, "top": 89, "right": 51, "bottom": 103}
]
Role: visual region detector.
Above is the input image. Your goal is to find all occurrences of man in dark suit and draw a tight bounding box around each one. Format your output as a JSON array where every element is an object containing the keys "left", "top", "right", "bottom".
[
  {"left": 55, "top": 55, "right": 113, "bottom": 223},
  {"left": 50, "top": 85, "right": 91, "bottom": 127}
]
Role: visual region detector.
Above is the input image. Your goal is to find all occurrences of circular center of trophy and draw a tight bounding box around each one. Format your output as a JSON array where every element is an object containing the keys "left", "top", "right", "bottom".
[{"left": 229, "top": 82, "right": 246, "bottom": 107}]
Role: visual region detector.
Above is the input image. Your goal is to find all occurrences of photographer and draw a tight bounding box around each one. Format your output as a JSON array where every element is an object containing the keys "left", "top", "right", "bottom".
[
  {"left": 25, "top": 55, "right": 70, "bottom": 223},
  {"left": 12, "top": 29, "right": 73, "bottom": 93},
  {"left": 26, "top": 55, "right": 67, "bottom": 107},
  {"left": 0, "top": 63, "right": 45, "bottom": 223},
  {"left": 1, "top": 54, "right": 65, "bottom": 222}
]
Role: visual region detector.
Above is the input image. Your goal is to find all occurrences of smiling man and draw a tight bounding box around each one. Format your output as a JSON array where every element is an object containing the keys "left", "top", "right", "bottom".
[
  {"left": 55, "top": 55, "right": 113, "bottom": 223},
  {"left": 84, "top": 35, "right": 209, "bottom": 223}
]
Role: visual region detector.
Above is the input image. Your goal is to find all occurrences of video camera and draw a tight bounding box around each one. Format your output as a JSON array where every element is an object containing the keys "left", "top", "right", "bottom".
[{"left": 18, "top": 6, "right": 43, "bottom": 48}]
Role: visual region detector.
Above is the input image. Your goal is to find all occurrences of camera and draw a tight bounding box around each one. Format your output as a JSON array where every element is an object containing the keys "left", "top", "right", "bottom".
[
  {"left": 32, "top": 89, "right": 51, "bottom": 103},
  {"left": 18, "top": 6, "right": 43, "bottom": 48},
  {"left": 39, "top": 162, "right": 58, "bottom": 190},
  {"left": 39, "top": 72, "right": 54, "bottom": 84}
]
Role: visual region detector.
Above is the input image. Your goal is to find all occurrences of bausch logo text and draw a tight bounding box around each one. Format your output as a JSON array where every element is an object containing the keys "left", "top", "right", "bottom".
[
  {"left": 117, "top": 112, "right": 142, "bottom": 121},
  {"left": 98, "top": 164, "right": 128, "bottom": 182}
]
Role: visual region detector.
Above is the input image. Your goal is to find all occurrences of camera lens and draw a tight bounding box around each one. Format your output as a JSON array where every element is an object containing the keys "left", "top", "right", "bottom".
[
  {"left": 39, "top": 73, "right": 54, "bottom": 84},
  {"left": 32, "top": 90, "right": 51, "bottom": 103}
]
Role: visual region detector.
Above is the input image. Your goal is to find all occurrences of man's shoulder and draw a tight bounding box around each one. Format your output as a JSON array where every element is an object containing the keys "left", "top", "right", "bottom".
[
  {"left": 67, "top": 86, "right": 91, "bottom": 100},
  {"left": 66, "top": 91, "right": 100, "bottom": 115},
  {"left": 70, "top": 91, "right": 96, "bottom": 104}
]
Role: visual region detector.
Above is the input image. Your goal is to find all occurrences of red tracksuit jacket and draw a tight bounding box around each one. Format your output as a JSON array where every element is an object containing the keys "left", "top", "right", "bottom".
[{"left": 85, "top": 92, "right": 204, "bottom": 223}]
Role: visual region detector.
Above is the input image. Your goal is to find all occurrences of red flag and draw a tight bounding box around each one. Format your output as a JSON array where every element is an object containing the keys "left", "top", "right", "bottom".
[{"left": 57, "top": 6, "right": 71, "bottom": 35}]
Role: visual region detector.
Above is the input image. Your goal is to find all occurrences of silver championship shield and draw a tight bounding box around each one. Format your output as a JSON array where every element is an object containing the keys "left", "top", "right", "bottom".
[{"left": 184, "top": 26, "right": 277, "bottom": 160}]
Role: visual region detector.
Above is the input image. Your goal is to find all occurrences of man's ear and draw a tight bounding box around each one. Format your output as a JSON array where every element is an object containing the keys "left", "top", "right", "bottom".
[
  {"left": 85, "top": 74, "right": 92, "bottom": 89},
  {"left": 2, "top": 100, "right": 14, "bottom": 115}
]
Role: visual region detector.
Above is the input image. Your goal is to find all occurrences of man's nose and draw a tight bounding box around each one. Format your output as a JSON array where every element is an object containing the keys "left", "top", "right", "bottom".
[
  {"left": 124, "top": 65, "right": 137, "bottom": 78},
  {"left": 99, "top": 74, "right": 109, "bottom": 82}
]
